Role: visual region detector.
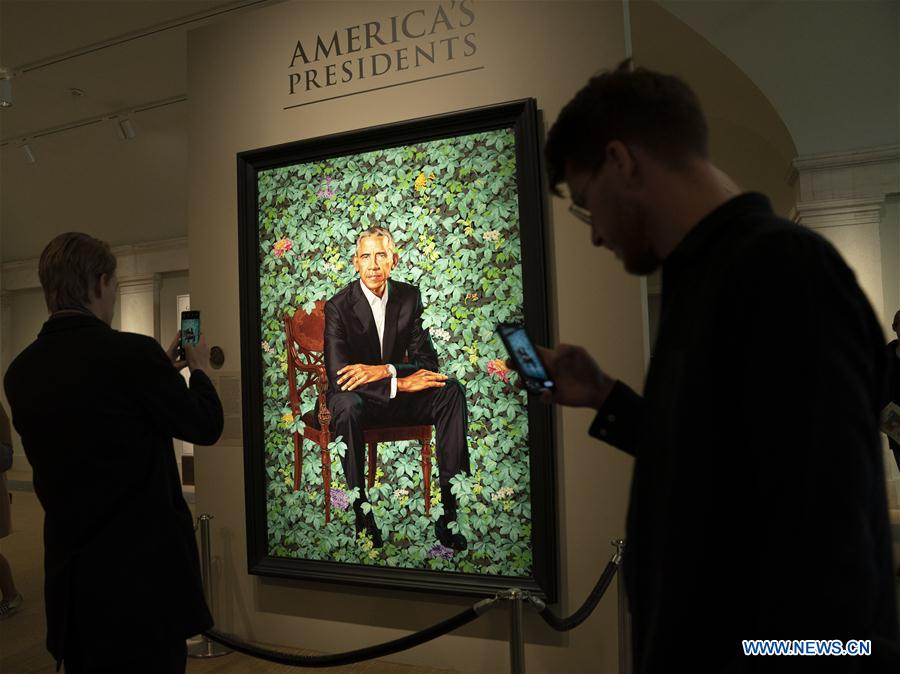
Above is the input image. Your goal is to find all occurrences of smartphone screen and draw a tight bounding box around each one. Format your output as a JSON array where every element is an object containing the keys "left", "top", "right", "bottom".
[
  {"left": 496, "top": 323, "right": 555, "bottom": 394},
  {"left": 180, "top": 310, "right": 200, "bottom": 357}
]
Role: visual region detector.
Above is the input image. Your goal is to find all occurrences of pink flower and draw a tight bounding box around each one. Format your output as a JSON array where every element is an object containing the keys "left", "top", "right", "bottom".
[
  {"left": 486, "top": 358, "right": 510, "bottom": 382},
  {"left": 273, "top": 238, "right": 293, "bottom": 258},
  {"left": 316, "top": 175, "right": 336, "bottom": 199}
]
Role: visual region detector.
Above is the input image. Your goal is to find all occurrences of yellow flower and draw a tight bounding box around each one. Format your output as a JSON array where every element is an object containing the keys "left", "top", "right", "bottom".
[
  {"left": 414, "top": 172, "right": 436, "bottom": 192},
  {"left": 282, "top": 412, "right": 294, "bottom": 424}
]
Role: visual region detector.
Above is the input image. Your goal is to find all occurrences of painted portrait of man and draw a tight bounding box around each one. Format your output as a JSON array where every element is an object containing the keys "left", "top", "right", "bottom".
[
  {"left": 255, "top": 127, "right": 536, "bottom": 576},
  {"left": 322, "top": 226, "right": 470, "bottom": 551}
]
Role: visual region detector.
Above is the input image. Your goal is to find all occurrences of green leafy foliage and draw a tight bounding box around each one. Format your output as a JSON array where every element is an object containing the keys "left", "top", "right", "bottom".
[{"left": 259, "top": 129, "right": 533, "bottom": 576}]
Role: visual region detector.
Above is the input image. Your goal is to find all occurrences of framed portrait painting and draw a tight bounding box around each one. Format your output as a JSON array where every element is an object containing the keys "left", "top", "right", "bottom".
[{"left": 238, "top": 99, "right": 557, "bottom": 599}]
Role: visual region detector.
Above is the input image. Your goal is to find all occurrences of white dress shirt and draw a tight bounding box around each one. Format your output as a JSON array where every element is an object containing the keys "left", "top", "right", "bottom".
[{"left": 359, "top": 280, "right": 397, "bottom": 398}]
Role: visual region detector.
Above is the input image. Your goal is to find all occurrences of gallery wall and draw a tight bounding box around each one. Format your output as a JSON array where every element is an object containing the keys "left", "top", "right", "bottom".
[{"left": 187, "top": 1, "right": 638, "bottom": 671}]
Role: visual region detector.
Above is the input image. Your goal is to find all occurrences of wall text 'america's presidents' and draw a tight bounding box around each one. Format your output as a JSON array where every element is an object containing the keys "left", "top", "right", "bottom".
[{"left": 288, "top": 1, "right": 477, "bottom": 96}]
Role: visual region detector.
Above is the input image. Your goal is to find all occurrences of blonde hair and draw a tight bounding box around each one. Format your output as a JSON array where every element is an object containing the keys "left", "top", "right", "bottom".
[{"left": 38, "top": 232, "right": 117, "bottom": 312}]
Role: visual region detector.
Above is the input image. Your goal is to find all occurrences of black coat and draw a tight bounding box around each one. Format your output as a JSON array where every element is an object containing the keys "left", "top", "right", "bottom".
[
  {"left": 592, "top": 194, "right": 900, "bottom": 672},
  {"left": 3, "top": 313, "right": 223, "bottom": 668},
  {"left": 324, "top": 279, "right": 439, "bottom": 406}
]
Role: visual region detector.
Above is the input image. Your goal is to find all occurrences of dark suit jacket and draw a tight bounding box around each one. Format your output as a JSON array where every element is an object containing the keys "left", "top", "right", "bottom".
[
  {"left": 324, "top": 280, "right": 439, "bottom": 406},
  {"left": 3, "top": 313, "right": 223, "bottom": 668}
]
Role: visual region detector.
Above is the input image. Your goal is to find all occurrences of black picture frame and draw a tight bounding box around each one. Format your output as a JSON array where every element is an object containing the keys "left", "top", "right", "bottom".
[{"left": 238, "top": 99, "right": 557, "bottom": 600}]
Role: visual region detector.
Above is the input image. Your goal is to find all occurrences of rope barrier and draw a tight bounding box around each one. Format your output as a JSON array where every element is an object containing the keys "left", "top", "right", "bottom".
[
  {"left": 203, "top": 596, "right": 498, "bottom": 668},
  {"left": 194, "top": 512, "right": 625, "bottom": 669},
  {"left": 528, "top": 539, "right": 625, "bottom": 632}
]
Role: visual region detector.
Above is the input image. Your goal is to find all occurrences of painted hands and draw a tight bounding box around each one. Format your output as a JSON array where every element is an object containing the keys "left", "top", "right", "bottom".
[
  {"left": 338, "top": 363, "right": 391, "bottom": 391},
  {"left": 397, "top": 369, "right": 447, "bottom": 392}
]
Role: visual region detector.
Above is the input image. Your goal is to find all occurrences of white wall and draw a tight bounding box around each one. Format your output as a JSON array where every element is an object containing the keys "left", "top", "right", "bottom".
[{"left": 159, "top": 271, "right": 190, "bottom": 348}]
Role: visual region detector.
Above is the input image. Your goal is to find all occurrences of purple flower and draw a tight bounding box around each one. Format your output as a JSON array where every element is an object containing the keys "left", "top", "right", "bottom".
[
  {"left": 316, "top": 175, "right": 336, "bottom": 199},
  {"left": 330, "top": 488, "right": 349, "bottom": 511},
  {"left": 428, "top": 544, "right": 454, "bottom": 559}
]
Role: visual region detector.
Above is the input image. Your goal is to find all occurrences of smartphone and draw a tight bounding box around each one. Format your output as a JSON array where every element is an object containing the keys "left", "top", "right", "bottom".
[
  {"left": 496, "top": 323, "right": 555, "bottom": 394},
  {"left": 179, "top": 310, "right": 200, "bottom": 360}
]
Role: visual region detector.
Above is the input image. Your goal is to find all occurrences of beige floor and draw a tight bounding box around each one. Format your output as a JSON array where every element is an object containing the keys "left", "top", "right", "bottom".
[{"left": 0, "top": 476, "right": 457, "bottom": 674}]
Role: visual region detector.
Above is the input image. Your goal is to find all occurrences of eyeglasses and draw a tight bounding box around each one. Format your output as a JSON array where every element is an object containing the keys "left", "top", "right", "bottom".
[
  {"left": 567, "top": 168, "right": 600, "bottom": 225},
  {"left": 568, "top": 203, "right": 592, "bottom": 225}
]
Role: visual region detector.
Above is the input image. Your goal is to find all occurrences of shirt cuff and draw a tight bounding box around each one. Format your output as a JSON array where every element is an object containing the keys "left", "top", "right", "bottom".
[
  {"left": 387, "top": 364, "right": 397, "bottom": 399},
  {"left": 588, "top": 380, "right": 642, "bottom": 454}
]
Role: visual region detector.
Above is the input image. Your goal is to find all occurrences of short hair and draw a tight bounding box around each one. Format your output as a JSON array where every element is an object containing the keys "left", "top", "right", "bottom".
[
  {"left": 545, "top": 59, "right": 709, "bottom": 196},
  {"left": 355, "top": 227, "right": 395, "bottom": 254},
  {"left": 38, "top": 232, "right": 117, "bottom": 312}
]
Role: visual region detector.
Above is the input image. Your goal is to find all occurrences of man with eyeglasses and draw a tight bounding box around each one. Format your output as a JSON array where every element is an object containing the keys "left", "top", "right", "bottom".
[{"left": 537, "top": 61, "right": 900, "bottom": 672}]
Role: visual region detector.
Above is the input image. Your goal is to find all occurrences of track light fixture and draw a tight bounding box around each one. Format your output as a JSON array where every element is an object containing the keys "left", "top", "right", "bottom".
[
  {"left": 0, "top": 69, "right": 11, "bottom": 108},
  {"left": 21, "top": 143, "right": 35, "bottom": 163},
  {"left": 116, "top": 118, "right": 136, "bottom": 140}
]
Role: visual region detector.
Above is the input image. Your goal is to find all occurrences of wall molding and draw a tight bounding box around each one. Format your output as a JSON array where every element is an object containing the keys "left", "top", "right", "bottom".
[
  {"left": 118, "top": 273, "right": 161, "bottom": 296},
  {"left": 793, "top": 144, "right": 900, "bottom": 206},
  {"left": 793, "top": 145, "right": 900, "bottom": 173},
  {"left": 1, "top": 237, "right": 188, "bottom": 292},
  {"left": 795, "top": 197, "right": 885, "bottom": 230}
]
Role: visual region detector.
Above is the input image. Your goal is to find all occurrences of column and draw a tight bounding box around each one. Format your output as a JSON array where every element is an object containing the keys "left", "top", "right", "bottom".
[
  {"left": 0, "top": 290, "right": 11, "bottom": 375},
  {"left": 794, "top": 145, "right": 900, "bottom": 328},
  {"left": 118, "top": 274, "right": 160, "bottom": 339}
]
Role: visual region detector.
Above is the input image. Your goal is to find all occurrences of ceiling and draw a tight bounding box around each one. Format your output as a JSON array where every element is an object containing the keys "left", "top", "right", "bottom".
[{"left": 0, "top": 0, "right": 281, "bottom": 263}]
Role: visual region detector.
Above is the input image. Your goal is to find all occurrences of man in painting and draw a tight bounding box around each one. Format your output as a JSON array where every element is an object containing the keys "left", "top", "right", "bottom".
[
  {"left": 324, "top": 226, "right": 470, "bottom": 550},
  {"left": 533, "top": 60, "right": 900, "bottom": 671},
  {"left": 4, "top": 232, "right": 224, "bottom": 673}
]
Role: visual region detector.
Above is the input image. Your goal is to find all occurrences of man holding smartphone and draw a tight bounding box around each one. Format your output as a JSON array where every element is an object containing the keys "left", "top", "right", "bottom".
[
  {"left": 534, "top": 62, "right": 900, "bottom": 671},
  {"left": 3, "top": 232, "right": 224, "bottom": 674}
]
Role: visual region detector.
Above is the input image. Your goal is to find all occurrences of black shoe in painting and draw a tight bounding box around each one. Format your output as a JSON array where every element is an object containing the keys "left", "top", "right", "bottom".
[
  {"left": 435, "top": 515, "right": 467, "bottom": 551},
  {"left": 355, "top": 510, "right": 383, "bottom": 548}
]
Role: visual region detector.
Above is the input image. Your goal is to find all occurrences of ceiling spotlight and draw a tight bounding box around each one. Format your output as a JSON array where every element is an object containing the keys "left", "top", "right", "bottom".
[
  {"left": 0, "top": 76, "right": 11, "bottom": 108},
  {"left": 116, "top": 118, "right": 136, "bottom": 140},
  {"left": 21, "top": 143, "right": 35, "bottom": 163}
]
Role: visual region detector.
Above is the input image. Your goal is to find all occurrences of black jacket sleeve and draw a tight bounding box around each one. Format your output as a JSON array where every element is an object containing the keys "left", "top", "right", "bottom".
[
  {"left": 392, "top": 286, "right": 439, "bottom": 378},
  {"left": 133, "top": 336, "right": 224, "bottom": 445},
  {"left": 588, "top": 380, "right": 643, "bottom": 457}
]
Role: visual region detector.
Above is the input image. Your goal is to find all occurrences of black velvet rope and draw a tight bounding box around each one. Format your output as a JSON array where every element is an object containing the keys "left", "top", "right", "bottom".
[
  {"left": 536, "top": 559, "right": 620, "bottom": 632},
  {"left": 203, "top": 599, "right": 494, "bottom": 668},
  {"left": 201, "top": 550, "right": 621, "bottom": 666}
]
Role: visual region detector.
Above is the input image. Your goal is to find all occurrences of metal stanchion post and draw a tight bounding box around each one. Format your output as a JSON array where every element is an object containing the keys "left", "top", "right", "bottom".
[
  {"left": 188, "top": 514, "right": 231, "bottom": 658},
  {"left": 507, "top": 588, "right": 526, "bottom": 674},
  {"left": 614, "top": 539, "right": 630, "bottom": 674}
]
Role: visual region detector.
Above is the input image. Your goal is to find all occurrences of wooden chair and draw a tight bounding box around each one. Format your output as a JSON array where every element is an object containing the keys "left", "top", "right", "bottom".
[{"left": 284, "top": 301, "right": 434, "bottom": 523}]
